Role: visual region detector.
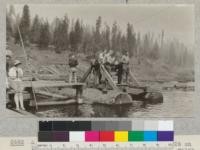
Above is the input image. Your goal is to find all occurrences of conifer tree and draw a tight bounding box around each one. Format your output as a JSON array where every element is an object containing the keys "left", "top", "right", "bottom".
[
  {"left": 70, "top": 19, "right": 83, "bottom": 52},
  {"left": 30, "top": 15, "right": 41, "bottom": 44},
  {"left": 38, "top": 21, "right": 50, "bottom": 48},
  {"left": 111, "top": 22, "right": 118, "bottom": 51},
  {"left": 94, "top": 16, "right": 102, "bottom": 51},
  {"left": 126, "top": 23, "right": 136, "bottom": 57},
  {"left": 19, "top": 5, "right": 31, "bottom": 45},
  {"left": 6, "top": 14, "right": 13, "bottom": 41}
]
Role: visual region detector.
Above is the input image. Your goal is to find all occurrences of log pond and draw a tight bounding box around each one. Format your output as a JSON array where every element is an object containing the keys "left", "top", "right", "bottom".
[{"left": 29, "top": 85, "right": 194, "bottom": 118}]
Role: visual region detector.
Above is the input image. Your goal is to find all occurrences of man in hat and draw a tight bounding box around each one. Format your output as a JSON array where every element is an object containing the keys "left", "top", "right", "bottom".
[
  {"left": 68, "top": 54, "right": 79, "bottom": 83},
  {"left": 91, "top": 52, "right": 102, "bottom": 85},
  {"left": 8, "top": 60, "right": 25, "bottom": 110}
]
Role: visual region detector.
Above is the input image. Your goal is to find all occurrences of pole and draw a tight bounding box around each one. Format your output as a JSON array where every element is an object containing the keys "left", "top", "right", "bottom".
[
  {"left": 128, "top": 68, "right": 141, "bottom": 87},
  {"left": 17, "top": 26, "right": 38, "bottom": 110}
]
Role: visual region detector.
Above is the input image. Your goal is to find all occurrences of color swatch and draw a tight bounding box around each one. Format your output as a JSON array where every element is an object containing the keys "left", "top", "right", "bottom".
[
  {"left": 128, "top": 131, "right": 144, "bottom": 141},
  {"left": 38, "top": 120, "right": 174, "bottom": 142},
  {"left": 85, "top": 131, "right": 99, "bottom": 142},
  {"left": 114, "top": 131, "right": 128, "bottom": 142},
  {"left": 99, "top": 131, "right": 114, "bottom": 141}
]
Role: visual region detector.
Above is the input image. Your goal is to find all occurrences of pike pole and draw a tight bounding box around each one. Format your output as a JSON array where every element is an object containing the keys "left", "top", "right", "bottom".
[{"left": 16, "top": 26, "right": 38, "bottom": 111}]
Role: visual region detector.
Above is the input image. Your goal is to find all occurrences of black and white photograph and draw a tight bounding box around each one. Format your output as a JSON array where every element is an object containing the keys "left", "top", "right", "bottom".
[{"left": 6, "top": 4, "right": 194, "bottom": 117}]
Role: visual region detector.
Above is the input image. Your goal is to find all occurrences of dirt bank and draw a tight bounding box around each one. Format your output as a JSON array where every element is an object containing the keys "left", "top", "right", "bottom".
[{"left": 7, "top": 41, "right": 194, "bottom": 83}]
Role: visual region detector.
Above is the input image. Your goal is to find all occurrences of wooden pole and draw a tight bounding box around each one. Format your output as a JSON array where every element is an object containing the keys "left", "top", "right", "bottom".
[
  {"left": 81, "top": 66, "right": 93, "bottom": 82},
  {"left": 128, "top": 69, "right": 141, "bottom": 87},
  {"left": 17, "top": 26, "right": 38, "bottom": 110},
  {"left": 100, "top": 65, "right": 119, "bottom": 90},
  {"left": 75, "top": 85, "right": 83, "bottom": 104}
]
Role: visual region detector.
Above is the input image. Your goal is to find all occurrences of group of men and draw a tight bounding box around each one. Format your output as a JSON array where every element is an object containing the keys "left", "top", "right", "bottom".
[
  {"left": 6, "top": 50, "right": 25, "bottom": 111},
  {"left": 92, "top": 49, "right": 130, "bottom": 85},
  {"left": 67, "top": 49, "right": 130, "bottom": 86}
]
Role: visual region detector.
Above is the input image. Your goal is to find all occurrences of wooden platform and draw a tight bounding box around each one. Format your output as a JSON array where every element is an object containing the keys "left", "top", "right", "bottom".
[
  {"left": 7, "top": 80, "right": 85, "bottom": 108},
  {"left": 22, "top": 80, "right": 85, "bottom": 88}
]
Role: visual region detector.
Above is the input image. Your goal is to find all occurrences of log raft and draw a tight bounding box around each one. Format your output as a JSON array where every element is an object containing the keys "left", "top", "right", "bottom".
[{"left": 7, "top": 80, "right": 85, "bottom": 108}]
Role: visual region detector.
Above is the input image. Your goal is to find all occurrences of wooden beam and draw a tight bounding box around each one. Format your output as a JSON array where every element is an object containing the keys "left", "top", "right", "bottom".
[
  {"left": 20, "top": 80, "right": 85, "bottom": 88},
  {"left": 81, "top": 66, "right": 92, "bottom": 82},
  {"left": 46, "top": 66, "right": 60, "bottom": 75},
  {"left": 36, "top": 74, "right": 67, "bottom": 81},
  {"left": 128, "top": 70, "right": 141, "bottom": 86},
  {"left": 7, "top": 90, "right": 29, "bottom": 94},
  {"left": 35, "top": 90, "right": 69, "bottom": 99},
  {"left": 100, "top": 65, "right": 119, "bottom": 90}
]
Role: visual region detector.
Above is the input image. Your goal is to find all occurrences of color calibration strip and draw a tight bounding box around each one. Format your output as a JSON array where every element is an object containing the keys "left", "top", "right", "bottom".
[{"left": 38, "top": 121, "right": 173, "bottom": 142}]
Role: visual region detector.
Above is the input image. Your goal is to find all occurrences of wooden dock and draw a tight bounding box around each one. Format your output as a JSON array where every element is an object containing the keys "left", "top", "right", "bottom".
[
  {"left": 7, "top": 80, "right": 86, "bottom": 110},
  {"left": 22, "top": 80, "right": 85, "bottom": 88}
]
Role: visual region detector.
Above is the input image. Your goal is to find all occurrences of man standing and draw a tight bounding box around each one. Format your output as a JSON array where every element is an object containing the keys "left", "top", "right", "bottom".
[
  {"left": 122, "top": 51, "right": 130, "bottom": 83},
  {"left": 116, "top": 52, "right": 124, "bottom": 84},
  {"left": 68, "top": 54, "right": 79, "bottom": 83},
  {"left": 8, "top": 60, "right": 25, "bottom": 111},
  {"left": 98, "top": 49, "right": 107, "bottom": 64},
  {"left": 116, "top": 60, "right": 123, "bottom": 84},
  {"left": 92, "top": 53, "right": 102, "bottom": 85}
]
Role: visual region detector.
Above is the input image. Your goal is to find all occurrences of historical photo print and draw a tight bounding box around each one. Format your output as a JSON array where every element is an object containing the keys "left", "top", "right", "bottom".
[{"left": 6, "top": 4, "right": 194, "bottom": 117}]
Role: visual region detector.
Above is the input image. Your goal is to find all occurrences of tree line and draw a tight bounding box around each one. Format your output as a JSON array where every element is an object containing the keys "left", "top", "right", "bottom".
[{"left": 6, "top": 5, "right": 193, "bottom": 68}]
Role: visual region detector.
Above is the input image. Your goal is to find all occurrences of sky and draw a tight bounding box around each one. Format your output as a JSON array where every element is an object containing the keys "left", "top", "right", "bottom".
[{"left": 9, "top": 4, "right": 194, "bottom": 47}]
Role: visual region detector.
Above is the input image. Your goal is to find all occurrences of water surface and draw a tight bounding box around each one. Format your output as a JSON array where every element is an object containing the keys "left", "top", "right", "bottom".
[{"left": 32, "top": 89, "right": 194, "bottom": 118}]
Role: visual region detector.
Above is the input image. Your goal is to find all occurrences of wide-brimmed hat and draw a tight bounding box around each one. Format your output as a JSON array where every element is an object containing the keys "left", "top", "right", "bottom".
[
  {"left": 6, "top": 50, "right": 13, "bottom": 57},
  {"left": 14, "top": 60, "right": 22, "bottom": 66}
]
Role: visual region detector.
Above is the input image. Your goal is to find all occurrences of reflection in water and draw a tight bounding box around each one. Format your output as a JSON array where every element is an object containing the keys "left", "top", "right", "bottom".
[
  {"left": 33, "top": 90, "right": 194, "bottom": 118},
  {"left": 92, "top": 104, "right": 133, "bottom": 117}
]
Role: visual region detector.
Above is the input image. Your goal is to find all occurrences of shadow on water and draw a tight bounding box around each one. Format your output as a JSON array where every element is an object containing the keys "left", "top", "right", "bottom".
[
  {"left": 32, "top": 104, "right": 87, "bottom": 117},
  {"left": 91, "top": 103, "right": 143, "bottom": 117},
  {"left": 31, "top": 99, "right": 146, "bottom": 117}
]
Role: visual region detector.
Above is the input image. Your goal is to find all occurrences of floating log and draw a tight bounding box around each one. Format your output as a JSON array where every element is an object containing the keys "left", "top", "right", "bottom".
[
  {"left": 129, "top": 91, "right": 163, "bottom": 104},
  {"left": 90, "top": 89, "right": 133, "bottom": 105},
  {"left": 29, "top": 99, "right": 77, "bottom": 106},
  {"left": 145, "top": 92, "right": 163, "bottom": 104},
  {"left": 114, "top": 93, "right": 133, "bottom": 105}
]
